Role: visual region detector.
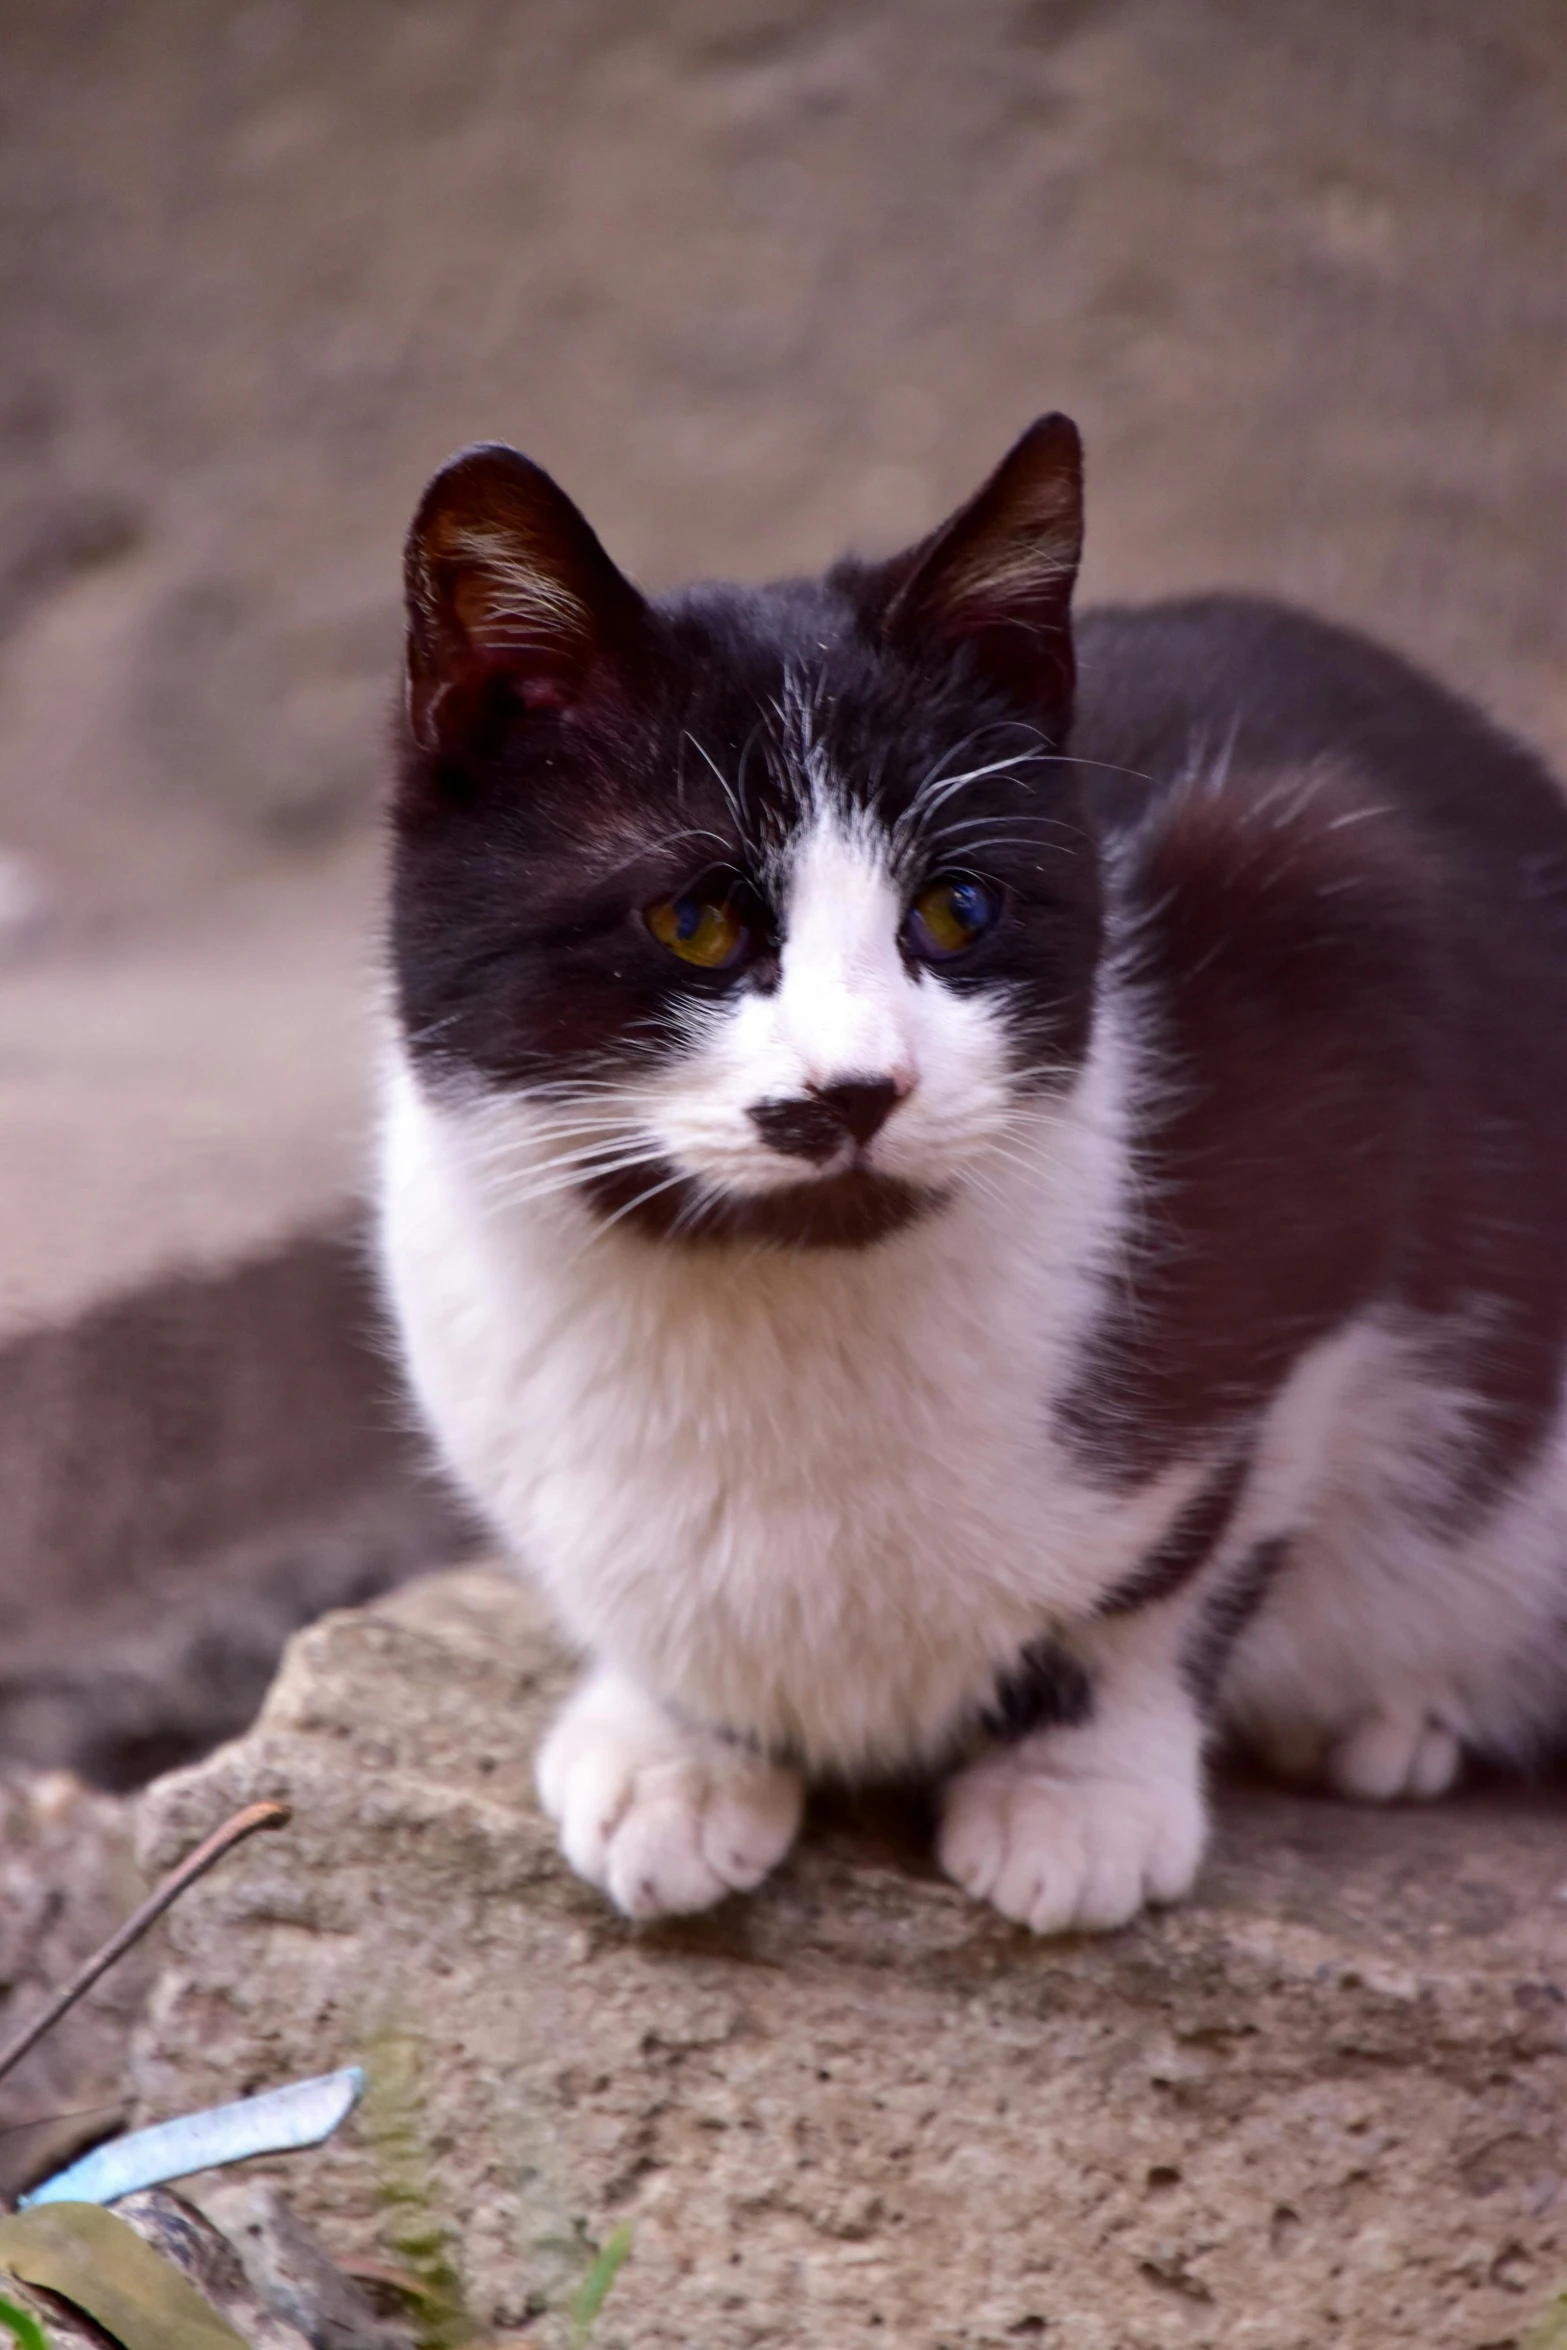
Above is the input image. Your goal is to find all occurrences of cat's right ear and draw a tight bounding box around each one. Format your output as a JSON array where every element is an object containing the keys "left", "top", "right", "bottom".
[
  {"left": 853, "top": 414, "right": 1084, "bottom": 719},
  {"left": 403, "top": 444, "right": 656, "bottom": 752}
]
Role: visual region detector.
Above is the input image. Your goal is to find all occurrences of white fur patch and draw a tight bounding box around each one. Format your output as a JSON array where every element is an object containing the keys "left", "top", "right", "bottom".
[
  {"left": 940, "top": 1599, "right": 1208, "bottom": 1932},
  {"left": 1222, "top": 1316, "right": 1567, "bottom": 1785},
  {"left": 636, "top": 814, "right": 1023, "bottom": 1202},
  {"left": 381, "top": 1001, "right": 1167, "bottom": 1775},
  {"left": 379, "top": 789, "right": 1567, "bottom": 1931},
  {"left": 379, "top": 779, "right": 1166, "bottom": 1784},
  {"left": 536, "top": 1663, "right": 803, "bottom": 1917}
]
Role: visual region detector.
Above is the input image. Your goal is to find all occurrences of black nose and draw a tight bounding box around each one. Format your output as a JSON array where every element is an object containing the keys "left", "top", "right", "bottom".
[
  {"left": 748, "top": 1076, "right": 905, "bottom": 1163},
  {"left": 811, "top": 1077, "right": 902, "bottom": 1147}
]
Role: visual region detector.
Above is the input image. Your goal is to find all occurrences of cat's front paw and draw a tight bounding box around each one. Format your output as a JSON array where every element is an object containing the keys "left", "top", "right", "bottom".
[
  {"left": 536, "top": 1671, "right": 803, "bottom": 1920},
  {"left": 1248, "top": 1702, "right": 1463, "bottom": 1800},
  {"left": 938, "top": 1754, "right": 1206, "bottom": 1935},
  {"left": 1327, "top": 1703, "right": 1461, "bottom": 1802}
]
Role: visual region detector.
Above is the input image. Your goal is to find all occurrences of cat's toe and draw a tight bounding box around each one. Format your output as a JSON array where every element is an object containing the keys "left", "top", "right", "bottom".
[
  {"left": 939, "top": 1761, "right": 1205, "bottom": 1936},
  {"left": 1328, "top": 1706, "right": 1461, "bottom": 1802},
  {"left": 601, "top": 1759, "right": 801, "bottom": 1918},
  {"left": 538, "top": 1701, "right": 801, "bottom": 1918}
]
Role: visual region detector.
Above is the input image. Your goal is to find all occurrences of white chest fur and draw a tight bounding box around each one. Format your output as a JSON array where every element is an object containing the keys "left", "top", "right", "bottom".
[{"left": 377, "top": 1009, "right": 1193, "bottom": 1773}]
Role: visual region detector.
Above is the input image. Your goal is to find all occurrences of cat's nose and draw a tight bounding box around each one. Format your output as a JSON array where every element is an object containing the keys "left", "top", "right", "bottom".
[
  {"left": 747, "top": 1072, "right": 911, "bottom": 1162},
  {"left": 809, "top": 1076, "right": 904, "bottom": 1147}
]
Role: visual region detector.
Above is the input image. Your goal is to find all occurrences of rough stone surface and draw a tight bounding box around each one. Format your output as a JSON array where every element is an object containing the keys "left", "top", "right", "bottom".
[
  {"left": 195, "top": 2179, "right": 413, "bottom": 2350},
  {"left": 134, "top": 1570, "right": 1567, "bottom": 2349},
  {"left": 0, "top": 1771, "right": 153, "bottom": 2203}
]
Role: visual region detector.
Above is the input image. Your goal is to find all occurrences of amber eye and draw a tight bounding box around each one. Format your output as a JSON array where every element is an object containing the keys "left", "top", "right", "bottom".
[
  {"left": 645, "top": 888, "right": 750, "bottom": 970},
  {"left": 904, "top": 876, "right": 1002, "bottom": 962}
]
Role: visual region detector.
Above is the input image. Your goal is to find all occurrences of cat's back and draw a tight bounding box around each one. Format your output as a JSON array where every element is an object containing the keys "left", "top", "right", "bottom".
[
  {"left": 1059, "top": 592, "right": 1567, "bottom": 1503},
  {"left": 1073, "top": 593, "right": 1567, "bottom": 920}
]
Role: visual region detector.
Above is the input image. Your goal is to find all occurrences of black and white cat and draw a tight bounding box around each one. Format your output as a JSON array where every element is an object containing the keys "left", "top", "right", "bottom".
[{"left": 378, "top": 416, "right": 1567, "bottom": 1935}]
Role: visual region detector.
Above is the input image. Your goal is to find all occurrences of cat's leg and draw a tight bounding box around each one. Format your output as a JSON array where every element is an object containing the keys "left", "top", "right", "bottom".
[
  {"left": 938, "top": 1610, "right": 1208, "bottom": 1936},
  {"left": 536, "top": 1664, "right": 804, "bottom": 1920}
]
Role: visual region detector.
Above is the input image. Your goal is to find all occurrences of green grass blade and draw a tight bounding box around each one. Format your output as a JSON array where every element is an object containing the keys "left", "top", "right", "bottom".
[
  {"left": 0, "top": 2293, "right": 50, "bottom": 2350},
  {"left": 569, "top": 2224, "right": 631, "bottom": 2347}
]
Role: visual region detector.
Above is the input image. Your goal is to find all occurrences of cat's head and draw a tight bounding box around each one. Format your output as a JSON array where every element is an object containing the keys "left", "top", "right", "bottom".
[{"left": 390, "top": 416, "right": 1104, "bottom": 1248}]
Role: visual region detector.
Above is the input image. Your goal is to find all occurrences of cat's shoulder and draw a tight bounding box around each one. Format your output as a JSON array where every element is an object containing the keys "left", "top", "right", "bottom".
[{"left": 1072, "top": 593, "right": 1567, "bottom": 873}]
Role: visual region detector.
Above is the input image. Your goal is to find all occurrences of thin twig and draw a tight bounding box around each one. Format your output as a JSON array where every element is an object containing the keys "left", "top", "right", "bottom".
[
  {"left": 0, "top": 1800, "right": 291, "bottom": 2090},
  {"left": 0, "top": 2099, "right": 123, "bottom": 2144}
]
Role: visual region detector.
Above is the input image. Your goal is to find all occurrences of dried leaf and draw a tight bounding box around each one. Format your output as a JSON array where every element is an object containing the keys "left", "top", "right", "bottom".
[{"left": 0, "top": 2201, "right": 251, "bottom": 2350}]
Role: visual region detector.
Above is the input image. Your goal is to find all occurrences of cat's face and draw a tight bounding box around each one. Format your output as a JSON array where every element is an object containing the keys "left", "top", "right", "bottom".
[{"left": 390, "top": 418, "right": 1103, "bottom": 1247}]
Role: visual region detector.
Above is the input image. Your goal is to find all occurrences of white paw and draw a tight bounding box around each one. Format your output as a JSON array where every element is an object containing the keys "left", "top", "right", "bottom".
[
  {"left": 536, "top": 1673, "right": 803, "bottom": 1920},
  {"left": 1327, "top": 1705, "right": 1461, "bottom": 1802},
  {"left": 939, "top": 1756, "right": 1207, "bottom": 1935}
]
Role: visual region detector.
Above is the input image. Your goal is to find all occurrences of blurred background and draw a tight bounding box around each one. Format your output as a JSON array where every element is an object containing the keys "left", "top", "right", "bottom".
[{"left": 0, "top": 0, "right": 1563, "bottom": 1786}]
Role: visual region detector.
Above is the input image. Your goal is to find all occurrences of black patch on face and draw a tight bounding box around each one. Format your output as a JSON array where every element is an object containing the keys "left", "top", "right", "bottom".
[
  {"left": 581, "top": 1157, "right": 942, "bottom": 1249},
  {"left": 981, "top": 1636, "right": 1095, "bottom": 1742},
  {"left": 1098, "top": 1447, "right": 1252, "bottom": 1618},
  {"left": 391, "top": 572, "right": 1104, "bottom": 1247},
  {"left": 1183, "top": 1534, "right": 1291, "bottom": 1714},
  {"left": 749, "top": 1078, "right": 903, "bottom": 1162},
  {"left": 747, "top": 1094, "right": 858, "bottom": 1164}
]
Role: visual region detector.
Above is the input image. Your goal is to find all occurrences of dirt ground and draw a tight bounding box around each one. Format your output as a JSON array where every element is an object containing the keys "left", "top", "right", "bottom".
[{"left": 1, "top": 0, "right": 1563, "bottom": 944}]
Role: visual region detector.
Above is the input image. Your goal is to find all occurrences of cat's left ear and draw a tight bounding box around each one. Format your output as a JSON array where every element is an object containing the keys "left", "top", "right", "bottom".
[
  {"left": 403, "top": 443, "right": 657, "bottom": 751},
  {"left": 867, "top": 413, "right": 1083, "bottom": 717}
]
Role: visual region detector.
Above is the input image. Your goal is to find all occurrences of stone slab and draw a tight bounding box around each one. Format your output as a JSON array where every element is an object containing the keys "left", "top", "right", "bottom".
[
  {"left": 0, "top": 848, "right": 376, "bottom": 1346},
  {"left": 0, "top": 854, "right": 473, "bottom": 1785},
  {"left": 133, "top": 1568, "right": 1567, "bottom": 2349}
]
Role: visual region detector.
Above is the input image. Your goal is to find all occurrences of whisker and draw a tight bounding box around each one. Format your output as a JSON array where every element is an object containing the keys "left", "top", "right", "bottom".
[
  {"left": 584, "top": 1165, "right": 696, "bottom": 1240},
  {"left": 893, "top": 751, "right": 1051, "bottom": 844},
  {"left": 474, "top": 1148, "right": 673, "bottom": 1213},
  {"left": 684, "top": 732, "right": 750, "bottom": 844}
]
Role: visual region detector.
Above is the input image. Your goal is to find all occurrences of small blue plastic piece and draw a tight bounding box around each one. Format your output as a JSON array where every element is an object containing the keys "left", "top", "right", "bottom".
[{"left": 20, "top": 2065, "right": 364, "bottom": 2209}]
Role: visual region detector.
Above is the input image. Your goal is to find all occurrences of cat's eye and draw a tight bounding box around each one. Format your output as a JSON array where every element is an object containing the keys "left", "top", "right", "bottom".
[
  {"left": 904, "top": 876, "right": 1002, "bottom": 962},
  {"left": 645, "top": 887, "right": 751, "bottom": 970}
]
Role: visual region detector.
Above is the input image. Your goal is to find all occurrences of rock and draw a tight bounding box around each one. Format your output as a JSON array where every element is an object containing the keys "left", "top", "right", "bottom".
[
  {"left": 0, "top": 1772, "right": 154, "bottom": 2203},
  {"left": 131, "top": 1568, "right": 1567, "bottom": 2348},
  {"left": 194, "top": 2180, "right": 412, "bottom": 2350},
  {"left": 0, "top": 893, "right": 476, "bottom": 1787},
  {"left": 113, "top": 2188, "right": 315, "bottom": 2350}
]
